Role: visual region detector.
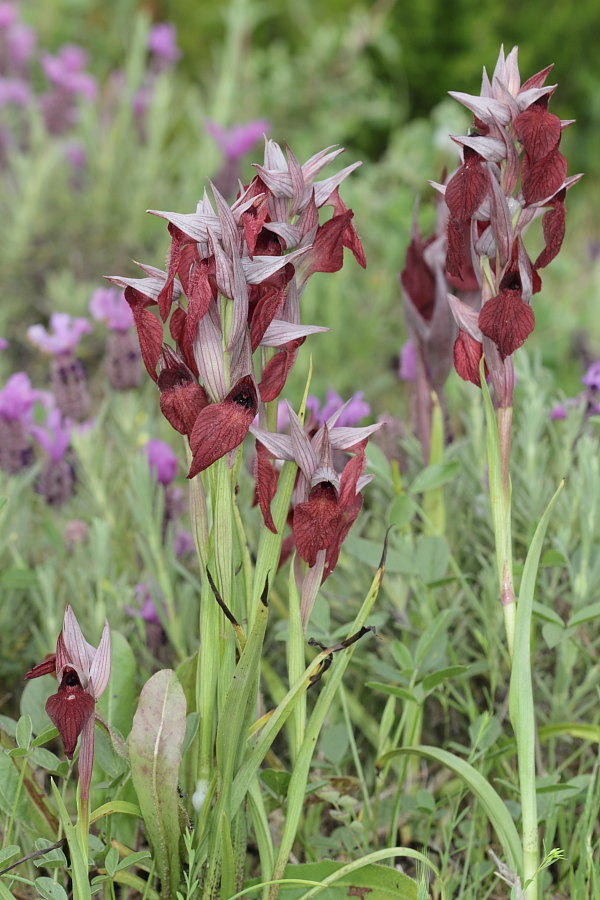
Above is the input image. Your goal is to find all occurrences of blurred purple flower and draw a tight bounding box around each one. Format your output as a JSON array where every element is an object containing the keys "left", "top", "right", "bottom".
[
  {"left": 90, "top": 286, "right": 133, "bottom": 332},
  {"left": 127, "top": 581, "right": 162, "bottom": 625},
  {"left": 550, "top": 404, "right": 567, "bottom": 421},
  {"left": 0, "top": 336, "right": 7, "bottom": 350},
  {"left": 41, "top": 45, "right": 96, "bottom": 100},
  {"left": 28, "top": 313, "right": 92, "bottom": 355},
  {"left": 0, "top": 372, "right": 41, "bottom": 422},
  {"left": 398, "top": 339, "right": 417, "bottom": 382},
  {"left": 0, "top": 3, "right": 17, "bottom": 28},
  {"left": 64, "top": 139, "right": 86, "bottom": 171},
  {"left": 205, "top": 118, "right": 269, "bottom": 161},
  {"left": 276, "top": 391, "right": 370, "bottom": 432},
  {"left": 147, "top": 23, "right": 180, "bottom": 64},
  {"left": 145, "top": 438, "right": 178, "bottom": 486},
  {"left": 0, "top": 75, "right": 30, "bottom": 106},
  {"left": 6, "top": 22, "right": 36, "bottom": 69},
  {"left": 582, "top": 361, "right": 600, "bottom": 392},
  {"left": 173, "top": 529, "right": 194, "bottom": 557},
  {"left": 29, "top": 407, "right": 72, "bottom": 462},
  {"left": 132, "top": 81, "right": 153, "bottom": 119},
  {"left": 320, "top": 388, "right": 370, "bottom": 426}
]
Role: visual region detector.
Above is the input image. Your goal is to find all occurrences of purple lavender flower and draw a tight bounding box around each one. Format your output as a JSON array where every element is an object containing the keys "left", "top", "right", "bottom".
[
  {"left": 64, "top": 139, "right": 86, "bottom": 172},
  {"left": 0, "top": 3, "right": 16, "bottom": 28},
  {"left": 0, "top": 75, "right": 30, "bottom": 106},
  {"left": 147, "top": 23, "right": 181, "bottom": 65},
  {"left": 145, "top": 439, "right": 178, "bottom": 486},
  {"left": 319, "top": 388, "right": 371, "bottom": 427},
  {"left": 173, "top": 529, "right": 194, "bottom": 558},
  {"left": 0, "top": 372, "right": 40, "bottom": 422},
  {"left": 550, "top": 404, "right": 567, "bottom": 421},
  {"left": 41, "top": 45, "right": 97, "bottom": 100},
  {"left": 205, "top": 118, "right": 269, "bottom": 162},
  {"left": 582, "top": 361, "right": 600, "bottom": 392},
  {"left": 127, "top": 581, "right": 163, "bottom": 625},
  {"left": 398, "top": 339, "right": 417, "bottom": 382},
  {"left": 0, "top": 336, "right": 7, "bottom": 350},
  {"left": 29, "top": 407, "right": 72, "bottom": 463},
  {"left": 28, "top": 313, "right": 92, "bottom": 355},
  {"left": 6, "top": 25, "right": 35, "bottom": 71},
  {"left": 90, "top": 287, "right": 133, "bottom": 332}
]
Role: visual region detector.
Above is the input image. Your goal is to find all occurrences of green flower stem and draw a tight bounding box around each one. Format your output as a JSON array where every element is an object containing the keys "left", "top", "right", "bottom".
[
  {"left": 286, "top": 559, "right": 306, "bottom": 762},
  {"left": 267, "top": 555, "right": 385, "bottom": 899}
]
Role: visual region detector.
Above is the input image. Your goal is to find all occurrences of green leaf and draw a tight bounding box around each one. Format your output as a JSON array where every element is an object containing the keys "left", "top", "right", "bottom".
[
  {"left": 421, "top": 665, "right": 469, "bottom": 693},
  {"left": 0, "top": 715, "right": 17, "bottom": 738},
  {"left": 366, "top": 442, "right": 393, "bottom": 485},
  {"left": 388, "top": 494, "right": 416, "bottom": 528},
  {"left": 567, "top": 601, "right": 600, "bottom": 628},
  {"left": 32, "top": 838, "right": 67, "bottom": 869},
  {"left": 105, "top": 846, "right": 120, "bottom": 878},
  {"left": 539, "top": 549, "right": 567, "bottom": 567},
  {"left": 409, "top": 460, "right": 459, "bottom": 494},
  {"left": 366, "top": 682, "right": 420, "bottom": 704},
  {"left": 0, "top": 844, "right": 20, "bottom": 868},
  {"left": 31, "top": 725, "right": 59, "bottom": 747},
  {"left": 98, "top": 631, "right": 138, "bottom": 738},
  {"left": 29, "top": 747, "right": 68, "bottom": 775},
  {"left": 34, "top": 877, "right": 68, "bottom": 900},
  {"left": 532, "top": 602, "right": 564, "bottom": 627},
  {"left": 128, "top": 669, "right": 186, "bottom": 900},
  {"left": 415, "top": 535, "right": 450, "bottom": 584},
  {"left": 90, "top": 800, "right": 142, "bottom": 825},
  {"left": 379, "top": 745, "right": 522, "bottom": 874},
  {"left": 20, "top": 676, "right": 54, "bottom": 736},
  {"left": 15, "top": 714, "right": 32, "bottom": 750},
  {"left": 0, "top": 566, "right": 38, "bottom": 588},
  {"left": 246, "top": 859, "right": 418, "bottom": 899},
  {"left": 115, "top": 850, "right": 152, "bottom": 872}
]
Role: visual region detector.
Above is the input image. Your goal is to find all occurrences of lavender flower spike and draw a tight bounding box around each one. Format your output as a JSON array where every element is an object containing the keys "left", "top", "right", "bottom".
[{"left": 28, "top": 312, "right": 92, "bottom": 355}]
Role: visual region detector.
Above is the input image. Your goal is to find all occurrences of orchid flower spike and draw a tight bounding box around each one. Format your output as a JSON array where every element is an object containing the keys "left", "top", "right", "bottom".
[{"left": 25, "top": 606, "right": 111, "bottom": 800}]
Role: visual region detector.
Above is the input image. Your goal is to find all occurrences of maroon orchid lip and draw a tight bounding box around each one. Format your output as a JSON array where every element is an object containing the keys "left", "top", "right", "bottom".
[
  {"left": 24, "top": 606, "right": 111, "bottom": 798},
  {"left": 187, "top": 375, "right": 259, "bottom": 478},
  {"left": 46, "top": 668, "right": 95, "bottom": 759}
]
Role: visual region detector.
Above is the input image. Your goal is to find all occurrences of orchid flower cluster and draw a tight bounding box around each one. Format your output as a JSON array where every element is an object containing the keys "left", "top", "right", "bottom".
[
  {"left": 438, "top": 46, "right": 581, "bottom": 405},
  {"left": 109, "top": 141, "right": 367, "bottom": 462}
]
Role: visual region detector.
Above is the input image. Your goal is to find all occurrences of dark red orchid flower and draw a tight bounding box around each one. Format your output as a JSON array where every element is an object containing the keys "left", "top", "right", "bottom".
[{"left": 25, "top": 606, "right": 111, "bottom": 801}]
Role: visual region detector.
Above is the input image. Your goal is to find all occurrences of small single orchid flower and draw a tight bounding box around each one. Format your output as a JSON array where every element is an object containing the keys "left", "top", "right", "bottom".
[
  {"left": 252, "top": 403, "right": 381, "bottom": 575},
  {"left": 25, "top": 606, "right": 111, "bottom": 802}
]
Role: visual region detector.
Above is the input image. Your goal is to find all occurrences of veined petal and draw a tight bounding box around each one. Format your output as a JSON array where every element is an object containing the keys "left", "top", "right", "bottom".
[
  {"left": 293, "top": 482, "right": 341, "bottom": 567},
  {"left": 448, "top": 91, "right": 512, "bottom": 125},
  {"left": 24, "top": 654, "right": 57, "bottom": 680},
  {"left": 88, "top": 621, "right": 111, "bottom": 699},
  {"left": 478, "top": 290, "right": 535, "bottom": 358},
  {"left": 187, "top": 376, "right": 257, "bottom": 477},
  {"left": 241, "top": 247, "right": 311, "bottom": 284},
  {"left": 535, "top": 199, "right": 565, "bottom": 269},
  {"left": 249, "top": 426, "right": 294, "bottom": 460},
  {"left": 255, "top": 440, "right": 279, "bottom": 533},
  {"left": 447, "top": 294, "right": 483, "bottom": 343},
  {"left": 453, "top": 330, "right": 484, "bottom": 386},
  {"left": 260, "top": 320, "right": 328, "bottom": 347},
  {"left": 328, "top": 422, "right": 382, "bottom": 450},
  {"left": 62, "top": 606, "right": 94, "bottom": 677}
]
